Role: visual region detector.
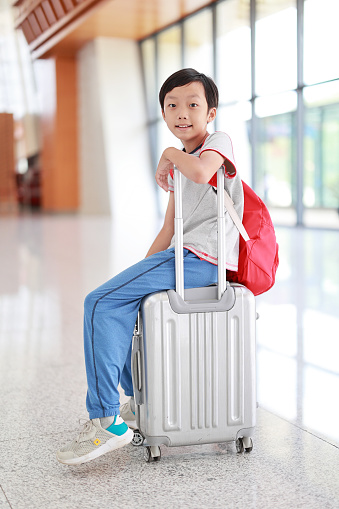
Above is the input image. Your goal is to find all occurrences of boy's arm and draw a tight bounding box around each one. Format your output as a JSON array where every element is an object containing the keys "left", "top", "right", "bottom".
[
  {"left": 146, "top": 191, "right": 175, "bottom": 257},
  {"left": 156, "top": 147, "right": 224, "bottom": 191}
]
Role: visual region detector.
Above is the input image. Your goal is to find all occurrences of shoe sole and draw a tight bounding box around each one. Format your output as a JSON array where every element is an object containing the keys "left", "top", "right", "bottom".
[{"left": 56, "top": 428, "right": 134, "bottom": 466}]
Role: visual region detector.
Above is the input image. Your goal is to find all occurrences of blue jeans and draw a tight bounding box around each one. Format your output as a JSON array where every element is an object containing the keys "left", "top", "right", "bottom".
[{"left": 84, "top": 248, "right": 218, "bottom": 419}]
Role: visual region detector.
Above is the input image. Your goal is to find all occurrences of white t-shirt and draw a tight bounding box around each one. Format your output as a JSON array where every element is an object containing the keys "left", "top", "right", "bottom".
[{"left": 167, "top": 131, "right": 244, "bottom": 271}]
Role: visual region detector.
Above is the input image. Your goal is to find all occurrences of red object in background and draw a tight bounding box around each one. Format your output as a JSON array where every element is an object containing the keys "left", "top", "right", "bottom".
[{"left": 16, "top": 154, "right": 41, "bottom": 208}]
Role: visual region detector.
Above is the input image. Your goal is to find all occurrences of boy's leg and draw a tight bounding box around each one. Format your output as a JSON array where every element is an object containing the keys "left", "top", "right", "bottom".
[
  {"left": 120, "top": 341, "right": 134, "bottom": 397},
  {"left": 57, "top": 249, "right": 217, "bottom": 464},
  {"left": 83, "top": 248, "right": 177, "bottom": 420},
  {"left": 85, "top": 249, "right": 218, "bottom": 419}
]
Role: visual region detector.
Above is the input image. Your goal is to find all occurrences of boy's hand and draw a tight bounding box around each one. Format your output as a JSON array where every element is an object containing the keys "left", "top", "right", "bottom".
[{"left": 155, "top": 150, "right": 173, "bottom": 192}]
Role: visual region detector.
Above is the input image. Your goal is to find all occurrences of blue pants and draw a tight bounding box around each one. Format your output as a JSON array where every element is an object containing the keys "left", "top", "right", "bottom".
[{"left": 84, "top": 248, "right": 218, "bottom": 419}]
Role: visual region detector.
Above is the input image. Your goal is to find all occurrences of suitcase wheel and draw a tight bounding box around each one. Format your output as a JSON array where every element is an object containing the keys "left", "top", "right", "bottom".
[
  {"left": 236, "top": 437, "right": 253, "bottom": 453},
  {"left": 131, "top": 429, "right": 144, "bottom": 447},
  {"left": 144, "top": 446, "right": 161, "bottom": 463}
]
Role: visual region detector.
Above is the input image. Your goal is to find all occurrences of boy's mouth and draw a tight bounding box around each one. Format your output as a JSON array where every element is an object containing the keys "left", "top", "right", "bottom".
[{"left": 176, "top": 124, "right": 192, "bottom": 129}]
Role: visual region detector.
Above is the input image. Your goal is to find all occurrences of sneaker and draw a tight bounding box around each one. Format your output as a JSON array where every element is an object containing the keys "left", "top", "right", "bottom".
[
  {"left": 120, "top": 399, "right": 137, "bottom": 428},
  {"left": 56, "top": 416, "right": 133, "bottom": 465}
]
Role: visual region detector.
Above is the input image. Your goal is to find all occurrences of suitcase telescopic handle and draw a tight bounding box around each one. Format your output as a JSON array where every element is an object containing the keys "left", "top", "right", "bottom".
[{"left": 174, "top": 166, "right": 226, "bottom": 301}]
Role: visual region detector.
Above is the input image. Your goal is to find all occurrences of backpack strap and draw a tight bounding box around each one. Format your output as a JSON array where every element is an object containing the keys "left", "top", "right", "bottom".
[{"left": 213, "top": 186, "right": 250, "bottom": 242}]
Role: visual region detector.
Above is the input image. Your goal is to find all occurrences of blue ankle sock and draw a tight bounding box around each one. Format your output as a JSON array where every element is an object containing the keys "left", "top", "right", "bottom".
[{"left": 106, "top": 416, "right": 129, "bottom": 436}]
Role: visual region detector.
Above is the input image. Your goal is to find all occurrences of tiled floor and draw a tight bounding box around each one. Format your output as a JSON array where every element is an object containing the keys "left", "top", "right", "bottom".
[{"left": 0, "top": 214, "right": 338, "bottom": 509}]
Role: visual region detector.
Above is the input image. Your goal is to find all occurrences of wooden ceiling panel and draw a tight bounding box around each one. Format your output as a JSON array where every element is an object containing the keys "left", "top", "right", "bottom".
[
  {"left": 35, "top": 6, "right": 50, "bottom": 31},
  {"left": 51, "top": 0, "right": 67, "bottom": 19},
  {"left": 14, "top": 0, "right": 216, "bottom": 58}
]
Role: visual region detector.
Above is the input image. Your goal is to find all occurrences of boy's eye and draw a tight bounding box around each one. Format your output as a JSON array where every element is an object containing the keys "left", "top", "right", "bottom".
[
  {"left": 168, "top": 103, "right": 176, "bottom": 108},
  {"left": 190, "top": 103, "right": 198, "bottom": 107}
]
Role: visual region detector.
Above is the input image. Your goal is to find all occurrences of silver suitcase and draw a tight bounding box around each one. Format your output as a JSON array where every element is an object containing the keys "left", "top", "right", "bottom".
[{"left": 131, "top": 168, "right": 256, "bottom": 462}]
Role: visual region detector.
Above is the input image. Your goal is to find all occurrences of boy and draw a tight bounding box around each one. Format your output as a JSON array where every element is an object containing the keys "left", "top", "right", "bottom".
[{"left": 57, "top": 68, "right": 244, "bottom": 465}]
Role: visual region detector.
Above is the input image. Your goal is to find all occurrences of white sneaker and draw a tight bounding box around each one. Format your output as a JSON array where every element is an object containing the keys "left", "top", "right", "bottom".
[
  {"left": 120, "top": 399, "right": 137, "bottom": 428},
  {"left": 56, "top": 416, "right": 133, "bottom": 465}
]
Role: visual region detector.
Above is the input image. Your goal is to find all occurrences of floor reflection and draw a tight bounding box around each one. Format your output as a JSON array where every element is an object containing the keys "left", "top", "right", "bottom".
[{"left": 256, "top": 227, "right": 339, "bottom": 445}]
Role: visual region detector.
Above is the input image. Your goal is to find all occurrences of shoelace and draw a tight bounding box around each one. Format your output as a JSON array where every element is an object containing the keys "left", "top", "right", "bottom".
[{"left": 76, "top": 418, "right": 94, "bottom": 442}]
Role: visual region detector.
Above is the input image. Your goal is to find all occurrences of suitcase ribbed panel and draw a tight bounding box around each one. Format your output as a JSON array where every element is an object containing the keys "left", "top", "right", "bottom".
[
  {"left": 228, "top": 315, "right": 244, "bottom": 426},
  {"left": 161, "top": 311, "right": 181, "bottom": 431},
  {"left": 189, "top": 312, "right": 219, "bottom": 430}
]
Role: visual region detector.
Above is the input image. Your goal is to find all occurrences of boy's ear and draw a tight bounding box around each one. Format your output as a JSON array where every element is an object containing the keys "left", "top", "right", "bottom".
[
  {"left": 162, "top": 110, "right": 166, "bottom": 121},
  {"left": 207, "top": 107, "right": 217, "bottom": 123}
]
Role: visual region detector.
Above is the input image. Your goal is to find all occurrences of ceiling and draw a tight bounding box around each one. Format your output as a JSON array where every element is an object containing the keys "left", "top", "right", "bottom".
[{"left": 14, "top": 0, "right": 216, "bottom": 59}]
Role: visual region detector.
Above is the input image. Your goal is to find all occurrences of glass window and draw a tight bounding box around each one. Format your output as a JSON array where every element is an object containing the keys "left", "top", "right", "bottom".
[
  {"left": 255, "top": 91, "right": 298, "bottom": 225},
  {"left": 0, "top": 28, "right": 29, "bottom": 117},
  {"left": 304, "top": 0, "right": 339, "bottom": 85},
  {"left": 218, "top": 102, "right": 252, "bottom": 183},
  {"left": 255, "top": 0, "right": 297, "bottom": 96},
  {"left": 216, "top": 0, "right": 251, "bottom": 104},
  {"left": 303, "top": 82, "right": 339, "bottom": 228},
  {"left": 140, "top": 38, "right": 157, "bottom": 120},
  {"left": 158, "top": 26, "right": 182, "bottom": 90},
  {"left": 184, "top": 9, "right": 213, "bottom": 76}
]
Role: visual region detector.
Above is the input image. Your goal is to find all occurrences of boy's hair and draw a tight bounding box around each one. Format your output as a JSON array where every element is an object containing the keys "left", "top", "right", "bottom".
[{"left": 159, "top": 68, "right": 219, "bottom": 111}]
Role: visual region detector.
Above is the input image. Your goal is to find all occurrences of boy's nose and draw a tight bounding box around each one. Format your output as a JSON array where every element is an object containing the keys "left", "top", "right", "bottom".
[{"left": 178, "top": 110, "right": 188, "bottom": 119}]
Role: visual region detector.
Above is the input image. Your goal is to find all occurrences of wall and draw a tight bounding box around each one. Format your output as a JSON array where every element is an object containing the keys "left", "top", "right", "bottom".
[
  {"left": 77, "top": 37, "right": 159, "bottom": 270},
  {"left": 77, "top": 41, "right": 110, "bottom": 215},
  {"left": 0, "top": 113, "right": 16, "bottom": 212},
  {"left": 34, "top": 56, "right": 79, "bottom": 211}
]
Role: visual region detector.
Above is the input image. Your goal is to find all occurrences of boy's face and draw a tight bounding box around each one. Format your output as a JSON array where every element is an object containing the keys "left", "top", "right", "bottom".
[{"left": 162, "top": 81, "right": 216, "bottom": 152}]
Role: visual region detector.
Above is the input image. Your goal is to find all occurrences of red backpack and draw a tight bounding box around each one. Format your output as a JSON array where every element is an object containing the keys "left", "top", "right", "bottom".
[{"left": 225, "top": 181, "right": 279, "bottom": 296}]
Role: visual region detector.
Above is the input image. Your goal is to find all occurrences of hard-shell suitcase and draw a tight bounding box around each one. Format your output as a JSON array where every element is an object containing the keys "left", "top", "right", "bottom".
[{"left": 131, "top": 168, "right": 256, "bottom": 462}]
